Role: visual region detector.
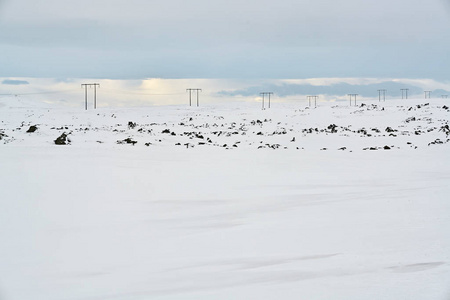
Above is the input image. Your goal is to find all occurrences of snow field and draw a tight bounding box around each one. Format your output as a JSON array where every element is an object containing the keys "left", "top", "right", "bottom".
[{"left": 0, "top": 97, "right": 449, "bottom": 299}]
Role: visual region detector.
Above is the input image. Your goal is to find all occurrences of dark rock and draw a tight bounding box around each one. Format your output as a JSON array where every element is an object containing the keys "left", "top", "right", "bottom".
[
  {"left": 440, "top": 124, "right": 450, "bottom": 135},
  {"left": 357, "top": 128, "right": 368, "bottom": 135},
  {"left": 385, "top": 127, "right": 397, "bottom": 132},
  {"left": 428, "top": 139, "right": 443, "bottom": 146},
  {"left": 383, "top": 145, "right": 391, "bottom": 150},
  {"left": 117, "top": 138, "right": 137, "bottom": 145},
  {"left": 327, "top": 124, "right": 338, "bottom": 133},
  {"left": 27, "top": 125, "right": 38, "bottom": 133},
  {"left": 162, "top": 129, "right": 171, "bottom": 134},
  {"left": 54, "top": 133, "right": 69, "bottom": 145},
  {"left": 128, "top": 121, "right": 137, "bottom": 129}
]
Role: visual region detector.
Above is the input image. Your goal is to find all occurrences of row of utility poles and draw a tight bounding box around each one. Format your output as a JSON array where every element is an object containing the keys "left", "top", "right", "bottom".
[
  {"left": 81, "top": 85, "right": 449, "bottom": 110},
  {"left": 259, "top": 89, "right": 447, "bottom": 108},
  {"left": 348, "top": 89, "right": 449, "bottom": 106}
]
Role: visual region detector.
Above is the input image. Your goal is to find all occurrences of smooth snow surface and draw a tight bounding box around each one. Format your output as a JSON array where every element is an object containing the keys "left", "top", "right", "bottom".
[{"left": 1, "top": 97, "right": 449, "bottom": 300}]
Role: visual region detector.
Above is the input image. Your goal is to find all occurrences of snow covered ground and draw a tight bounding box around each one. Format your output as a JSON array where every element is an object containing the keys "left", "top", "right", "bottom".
[{"left": 1, "top": 97, "right": 449, "bottom": 300}]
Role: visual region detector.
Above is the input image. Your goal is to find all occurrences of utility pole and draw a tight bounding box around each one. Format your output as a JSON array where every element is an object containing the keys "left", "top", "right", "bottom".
[
  {"left": 186, "top": 89, "right": 202, "bottom": 107},
  {"left": 260, "top": 92, "right": 273, "bottom": 110},
  {"left": 401, "top": 88, "right": 409, "bottom": 99},
  {"left": 348, "top": 94, "right": 358, "bottom": 106},
  {"left": 81, "top": 83, "right": 100, "bottom": 110},
  {"left": 424, "top": 91, "right": 431, "bottom": 99},
  {"left": 307, "top": 95, "right": 318, "bottom": 108},
  {"left": 378, "top": 89, "right": 386, "bottom": 102}
]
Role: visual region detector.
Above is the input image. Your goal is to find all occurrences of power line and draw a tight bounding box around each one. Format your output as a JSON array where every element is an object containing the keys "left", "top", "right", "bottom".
[
  {"left": 102, "top": 88, "right": 185, "bottom": 96},
  {"left": 0, "top": 89, "right": 79, "bottom": 96}
]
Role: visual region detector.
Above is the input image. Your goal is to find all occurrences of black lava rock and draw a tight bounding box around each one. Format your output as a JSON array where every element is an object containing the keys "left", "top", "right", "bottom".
[
  {"left": 26, "top": 125, "right": 38, "bottom": 133},
  {"left": 54, "top": 133, "right": 69, "bottom": 145}
]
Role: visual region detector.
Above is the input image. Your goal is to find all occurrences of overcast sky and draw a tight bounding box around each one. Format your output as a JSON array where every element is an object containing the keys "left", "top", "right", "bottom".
[{"left": 1, "top": 0, "right": 450, "bottom": 80}]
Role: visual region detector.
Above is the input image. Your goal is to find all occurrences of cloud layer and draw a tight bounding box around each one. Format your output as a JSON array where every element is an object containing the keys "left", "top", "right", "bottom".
[{"left": 0, "top": 0, "right": 449, "bottom": 79}]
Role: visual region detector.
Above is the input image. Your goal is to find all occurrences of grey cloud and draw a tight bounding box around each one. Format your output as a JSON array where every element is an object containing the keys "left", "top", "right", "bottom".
[
  {"left": 0, "top": 0, "right": 449, "bottom": 79},
  {"left": 2, "top": 79, "right": 29, "bottom": 85}
]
